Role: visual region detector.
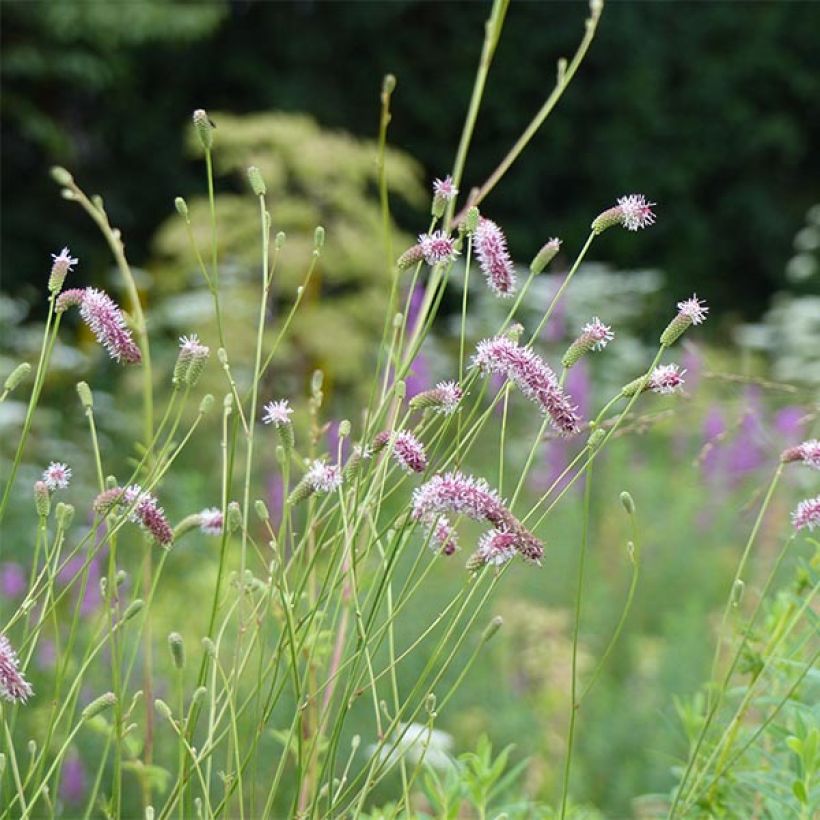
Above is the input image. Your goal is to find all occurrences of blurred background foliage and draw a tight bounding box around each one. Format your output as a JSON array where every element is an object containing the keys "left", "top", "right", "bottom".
[{"left": 2, "top": 0, "right": 820, "bottom": 318}]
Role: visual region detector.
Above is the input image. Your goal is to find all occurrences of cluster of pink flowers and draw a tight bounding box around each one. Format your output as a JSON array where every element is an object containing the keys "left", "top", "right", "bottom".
[
  {"left": 304, "top": 460, "right": 343, "bottom": 494},
  {"left": 198, "top": 507, "right": 223, "bottom": 536},
  {"left": 648, "top": 364, "right": 687, "bottom": 394},
  {"left": 592, "top": 194, "right": 656, "bottom": 234},
  {"left": 411, "top": 471, "right": 544, "bottom": 563},
  {"left": 474, "top": 218, "right": 516, "bottom": 297},
  {"left": 473, "top": 336, "right": 580, "bottom": 435},
  {"left": 93, "top": 485, "right": 173, "bottom": 546},
  {"left": 418, "top": 231, "right": 459, "bottom": 266},
  {"left": 42, "top": 461, "right": 71, "bottom": 491},
  {"left": 373, "top": 430, "right": 428, "bottom": 474},
  {"left": 474, "top": 530, "right": 519, "bottom": 566},
  {"left": 0, "top": 635, "right": 33, "bottom": 704},
  {"left": 792, "top": 495, "right": 820, "bottom": 531},
  {"left": 57, "top": 287, "right": 141, "bottom": 364},
  {"left": 781, "top": 439, "right": 820, "bottom": 470},
  {"left": 262, "top": 399, "right": 293, "bottom": 427},
  {"left": 410, "top": 380, "right": 463, "bottom": 416}
]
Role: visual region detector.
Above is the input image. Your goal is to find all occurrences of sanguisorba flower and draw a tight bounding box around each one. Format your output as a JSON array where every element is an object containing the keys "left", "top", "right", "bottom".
[
  {"left": 262, "top": 399, "right": 293, "bottom": 427},
  {"left": 592, "top": 194, "right": 656, "bottom": 234},
  {"left": 373, "top": 430, "right": 428, "bottom": 474},
  {"left": 418, "top": 231, "right": 459, "bottom": 266},
  {"left": 0, "top": 635, "right": 33, "bottom": 703},
  {"left": 409, "top": 380, "right": 463, "bottom": 415},
  {"left": 781, "top": 439, "right": 820, "bottom": 470},
  {"left": 660, "top": 294, "right": 709, "bottom": 347},
  {"left": 173, "top": 334, "right": 210, "bottom": 387},
  {"left": 42, "top": 461, "right": 71, "bottom": 491},
  {"left": 56, "top": 287, "right": 141, "bottom": 364},
  {"left": 48, "top": 246, "right": 78, "bottom": 294},
  {"left": 198, "top": 507, "right": 224, "bottom": 536},
  {"left": 431, "top": 175, "right": 458, "bottom": 217},
  {"left": 621, "top": 364, "right": 686, "bottom": 397},
  {"left": 93, "top": 485, "right": 173, "bottom": 546},
  {"left": 561, "top": 317, "right": 614, "bottom": 369},
  {"left": 305, "top": 460, "right": 342, "bottom": 494},
  {"left": 792, "top": 495, "right": 820, "bottom": 531},
  {"left": 473, "top": 336, "right": 580, "bottom": 435},
  {"left": 529, "top": 238, "right": 562, "bottom": 275},
  {"left": 474, "top": 218, "right": 516, "bottom": 297},
  {"left": 472, "top": 530, "right": 518, "bottom": 567}
]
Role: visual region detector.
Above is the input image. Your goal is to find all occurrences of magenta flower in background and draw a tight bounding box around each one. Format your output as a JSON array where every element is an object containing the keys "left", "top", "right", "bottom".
[
  {"left": 681, "top": 342, "right": 703, "bottom": 392},
  {"left": 474, "top": 218, "right": 516, "bottom": 297},
  {"left": 774, "top": 406, "right": 808, "bottom": 443},
  {"left": 37, "top": 639, "right": 56, "bottom": 670},
  {"left": 541, "top": 277, "right": 568, "bottom": 343},
  {"left": 59, "top": 751, "right": 87, "bottom": 806},
  {"left": 57, "top": 551, "right": 102, "bottom": 617},
  {"left": 0, "top": 563, "right": 27, "bottom": 598},
  {"left": 267, "top": 472, "right": 284, "bottom": 527},
  {"left": 404, "top": 353, "right": 430, "bottom": 398},
  {"left": 725, "top": 388, "right": 765, "bottom": 479}
]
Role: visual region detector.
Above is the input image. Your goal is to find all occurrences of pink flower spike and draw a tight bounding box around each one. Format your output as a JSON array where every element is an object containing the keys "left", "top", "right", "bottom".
[
  {"left": 792, "top": 495, "right": 820, "bottom": 531},
  {"left": 616, "top": 194, "right": 656, "bottom": 231},
  {"left": 474, "top": 218, "right": 516, "bottom": 297},
  {"left": 0, "top": 635, "right": 33, "bottom": 704},
  {"left": 475, "top": 530, "right": 518, "bottom": 566},
  {"left": 418, "top": 231, "right": 459, "bottom": 266},
  {"left": 431, "top": 517, "right": 459, "bottom": 555},
  {"left": 409, "top": 381, "right": 463, "bottom": 415},
  {"left": 78, "top": 288, "right": 142, "bottom": 364},
  {"left": 648, "top": 364, "right": 686, "bottom": 394},
  {"left": 198, "top": 507, "right": 223, "bottom": 536},
  {"left": 787, "top": 439, "right": 820, "bottom": 470},
  {"left": 122, "top": 485, "right": 173, "bottom": 546},
  {"left": 582, "top": 317, "right": 615, "bottom": 351},
  {"left": 262, "top": 399, "right": 293, "bottom": 427},
  {"left": 391, "top": 431, "right": 428, "bottom": 474},
  {"left": 676, "top": 294, "right": 709, "bottom": 326},
  {"left": 48, "top": 247, "right": 78, "bottom": 293},
  {"left": 305, "top": 460, "right": 342, "bottom": 494},
  {"left": 432, "top": 175, "right": 458, "bottom": 202},
  {"left": 42, "top": 462, "right": 71, "bottom": 491}
]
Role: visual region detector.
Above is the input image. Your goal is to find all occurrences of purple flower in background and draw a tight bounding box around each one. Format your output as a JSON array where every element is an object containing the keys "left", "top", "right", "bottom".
[
  {"left": 726, "top": 388, "right": 765, "bottom": 479},
  {"left": 0, "top": 563, "right": 27, "bottom": 598},
  {"left": 681, "top": 342, "right": 703, "bottom": 392},
  {"left": 59, "top": 751, "right": 87, "bottom": 805},
  {"left": 57, "top": 552, "right": 102, "bottom": 617},
  {"left": 774, "top": 406, "right": 807, "bottom": 444},
  {"left": 700, "top": 405, "right": 726, "bottom": 483},
  {"left": 267, "top": 473, "right": 284, "bottom": 528},
  {"left": 541, "top": 277, "right": 567, "bottom": 343},
  {"left": 404, "top": 353, "right": 430, "bottom": 398},
  {"left": 37, "top": 639, "right": 56, "bottom": 669}
]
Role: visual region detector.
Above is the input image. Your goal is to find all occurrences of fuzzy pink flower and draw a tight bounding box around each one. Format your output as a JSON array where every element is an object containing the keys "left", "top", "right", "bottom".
[
  {"left": 262, "top": 399, "right": 293, "bottom": 427},
  {"left": 677, "top": 295, "right": 709, "bottom": 326},
  {"left": 198, "top": 507, "right": 223, "bottom": 535},
  {"left": 430, "top": 517, "right": 459, "bottom": 555},
  {"left": 122, "top": 485, "right": 173, "bottom": 546},
  {"left": 582, "top": 317, "right": 615, "bottom": 350},
  {"left": 0, "top": 635, "right": 33, "bottom": 703},
  {"left": 48, "top": 246, "right": 78, "bottom": 293},
  {"left": 474, "top": 336, "right": 581, "bottom": 435},
  {"left": 305, "top": 460, "right": 342, "bottom": 494},
  {"left": 792, "top": 495, "right": 820, "bottom": 531},
  {"left": 474, "top": 218, "right": 516, "bottom": 297},
  {"left": 617, "top": 194, "right": 656, "bottom": 231},
  {"left": 474, "top": 530, "right": 518, "bottom": 566},
  {"left": 418, "top": 231, "right": 459, "bottom": 266},
  {"left": 432, "top": 175, "right": 458, "bottom": 202},
  {"left": 42, "top": 461, "right": 71, "bottom": 491},
  {"left": 781, "top": 439, "right": 820, "bottom": 470},
  {"left": 390, "top": 431, "right": 429, "bottom": 474},
  {"left": 410, "top": 380, "right": 463, "bottom": 415},
  {"left": 648, "top": 364, "right": 687, "bottom": 394}
]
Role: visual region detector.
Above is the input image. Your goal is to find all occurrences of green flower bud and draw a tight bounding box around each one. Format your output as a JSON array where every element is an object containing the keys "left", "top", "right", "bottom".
[
  {"left": 82, "top": 692, "right": 117, "bottom": 721},
  {"left": 34, "top": 481, "right": 50, "bottom": 518},
  {"left": 168, "top": 632, "right": 185, "bottom": 670},
  {"left": 4, "top": 363, "right": 31, "bottom": 393},
  {"left": 174, "top": 197, "right": 189, "bottom": 218},
  {"left": 192, "top": 109, "right": 213, "bottom": 151},
  {"left": 76, "top": 381, "right": 94, "bottom": 410},
  {"left": 50, "top": 166, "right": 74, "bottom": 186},
  {"left": 530, "top": 238, "right": 561, "bottom": 274},
  {"left": 247, "top": 166, "right": 266, "bottom": 197}
]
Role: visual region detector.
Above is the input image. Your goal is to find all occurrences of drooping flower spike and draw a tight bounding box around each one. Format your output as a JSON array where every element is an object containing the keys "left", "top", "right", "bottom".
[
  {"left": 592, "top": 194, "right": 656, "bottom": 234},
  {"left": 781, "top": 439, "right": 820, "bottom": 470},
  {"left": 0, "top": 635, "right": 33, "bottom": 704},
  {"left": 473, "top": 336, "right": 581, "bottom": 435},
  {"left": 474, "top": 218, "right": 516, "bottom": 297}
]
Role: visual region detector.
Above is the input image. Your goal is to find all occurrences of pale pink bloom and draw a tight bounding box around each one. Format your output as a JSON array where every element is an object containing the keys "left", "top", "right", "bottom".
[
  {"left": 582, "top": 317, "right": 615, "bottom": 351},
  {"left": 473, "top": 336, "right": 580, "bottom": 435},
  {"left": 42, "top": 461, "right": 71, "bottom": 491},
  {"left": 0, "top": 635, "right": 33, "bottom": 703},
  {"left": 782, "top": 439, "right": 820, "bottom": 470},
  {"left": 474, "top": 530, "right": 518, "bottom": 566},
  {"left": 792, "top": 495, "right": 820, "bottom": 531},
  {"left": 391, "top": 431, "right": 428, "bottom": 474},
  {"left": 418, "top": 231, "right": 459, "bottom": 265},
  {"left": 179, "top": 333, "right": 209, "bottom": 359},
  {"left": 48, "top": 246, "right": 78, "bottom": 292},
  {"left": 474, "top": 218, "right": 516, "bottom": 297},
  {"left": 122, "top": 485, "right": 173, "bottom": 545},
  {"left": 64, "top": 288, "right": 141, "bottom": 364},
  {"left": 677, "top": 294, "right": 709, "bottom": 325},
  {"left": 305, "top": 460, "right": 342, "bottom": 494},
  {"left": 648, "top": 364, "right": 687, "bottom": 394},
  {"left": 410, "top": 380, "right": 463, "bottom": 415},
  {"left": 616, "top": 194, "right": 656, "bottom": 231},
  {"left": 430, "top": 517, "right": 459, "bottom": 555},
  {"left": 198, "top": 507, "right": 223, "bottom": 535},
  {"left": 262, "top": 399, "right": 293, "bottom": 427},
  {"left": 432, "top": 175, "right": 458, "bottom": 201}
]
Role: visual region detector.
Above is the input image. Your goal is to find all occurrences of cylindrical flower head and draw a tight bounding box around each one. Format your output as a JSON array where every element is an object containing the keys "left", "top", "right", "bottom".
[
  {"left": 48, "top": 247, "right": 78, "bottom": 294},
  {"left": 192, "top": 109, "right": 213, "bottom": 150},
  {"left": 198, "top": 507, "right": 224, "bottom": 535},
  {"left": 473, "top": 336, "right": 581, "bottom": 435},
  {"left": 247, "top": 166, "right": 266, "bottom": 197},
  {"left": 592, "top": 194, "right": 656, "bottom": 234},
  {"left": 174, "top": 334, "right": 210, "bottom": 387},
  {"left": 561, "top": 317, "right": 614, "bottom": 369},
  {"left": 81, "top": 692, "right": 116, "bottom": 721},
  {"left": 418, "top": 231, "right": 459, "bottom": 266},
  {"left": 34, "top": 480, "right": 50, "bottom": 518},
  {"left": 374, "top": 430, "right": 428, "bottom": 474},
  {"left": 781, "top": 439, "right": 820, "bottom": 470},
  {"left": 622, "top": 364, "right": 686, "bottom": 396},
  {"left": 55, "top": 288, "right": 85, "bottom": 314},
  {"left": 396, "top": 243, "right": 424, "bottom": 271},
  {"left": 167, "top": 632, "right": 185, "bottom": 670},
  {"left": 530, "top": 238, "right": 561, "bottom": 275},
  {"left": 471, "top": 530, "right": 518, "bottom": 568},
  {"left": 474, "top": 218, "right": 516, "bottom": 297},
  {"left": 792, "top": 495, "right": 820, "bottom": 531},
  {"left": 72, "top": 288, "right": 142, "bottom": 364},
  {"left": 660, "top": 295, "right": 709, "bottom": 347},
  {"left": 431, "top": 175, "right": 458, "bottom": 218},
  {"left": 0, "top": 635, "right": 33, "bottom": 703},
  {"left": 94, "top": 485, "right": 173, "bottom": 546},
  {"left": 409, "top": 380, "right": 463, "bottom": 416},
  {"left": 42, "top": 461, "right": 71, "bottom": 491},
  {"left": 4, "top": 362, "right": 31, "bottom": 393}
]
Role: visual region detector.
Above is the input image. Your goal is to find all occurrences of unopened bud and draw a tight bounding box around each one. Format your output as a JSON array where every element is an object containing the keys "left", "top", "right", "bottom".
[
  {"left": 465, "top": 206, "right": 480, "bottom": 235},
  {"left": 55, "top": 502, "right": 75, "bottom": 530},
  {"left": 168, "top": 632, "right": 185, "bottom": 670},
  {"left": 247, "top": 166, "right": 266, "bottom": 197},
  {"left": 619, "top": 491, "right": 635, "bottom": 515},
  {"left": 275, "top": 231, "right": 286, "bottom": 249},
  {"left": 82, "top": 692, "right": 117, "bottom": 721},
  {"left": 530, "top": 238, "right": 561, "bottom": 274},
  {"left": 34, "top": 481, "right": 50, "bottom": 518},
  {"left": 314, "top": 226, "right": 325, "bottom": 249},
  {"left": 482, "top": 615, "right": 503, "bottom": 642},
  {"left": 395, "top": 380, "right": 406, "bottom": 399},
  {"left": 50, "top": 166, "right": 74, "bottom": 186},
  {"left": 154, "top": 699, "right": 173, "bottom": 720},
  {"left": 199, "top": 394, "right": 214, "bottom": 414},
  {"left": 76, "top": 381, "right": 94, "bottom": 409},
  {"left": 338, "top": 419, "right": 351, "bottom": 438},
  {"left": 201, "top": 637, "right": 216, "bottom": 657},
  {"left": 192, "top": 109, "right": 213, "bottom": 151},
  {"left": 4, "top": 363, "right": 31, "bottom": 393},
  {"left": 121, "top": 599, "right": 144, "bottom": 623},
  {"left": 254, "top": 499, "right": 269, "bottom": 521},
  {"left": 226, "top": 501, "right": 241, "bottom": 532},
  {"left": 174, "top": 197, "right": 188, "bottom": 218},
  {"left": 397, "top": 244, "right": 424, "bottom": 270}
]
